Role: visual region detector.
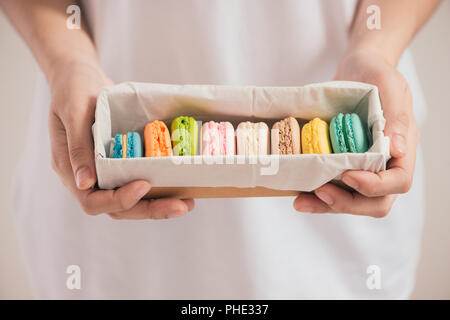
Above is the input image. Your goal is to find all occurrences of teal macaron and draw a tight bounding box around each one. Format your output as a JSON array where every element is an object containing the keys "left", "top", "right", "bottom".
[
  {"left": 330, "top": 113, "right": 369, "bottom": 153},
  {"left": 112, "top": 132, "right": 143, "bottom": 158}
]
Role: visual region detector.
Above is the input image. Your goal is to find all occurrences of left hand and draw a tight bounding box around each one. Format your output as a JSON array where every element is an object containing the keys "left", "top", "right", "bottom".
[{"left": 294, "top": 48, "right": 420, "bottom": 218}]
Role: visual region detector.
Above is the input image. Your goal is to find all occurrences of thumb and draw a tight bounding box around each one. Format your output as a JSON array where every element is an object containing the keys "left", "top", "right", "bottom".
[
  {"left": 382, "top": 105, "right": 409, "bottom": 159},
  {"left": 377, "top": 75, "right": 413, "bottom": 159},
  {"left": 66, "top": 118, "right": 97, "bottom": 190}
]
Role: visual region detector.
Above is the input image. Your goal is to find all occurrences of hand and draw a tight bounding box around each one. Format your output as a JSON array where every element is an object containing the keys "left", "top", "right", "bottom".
[
  {"left": 48, "top": 60, "right": 194, "bottom": 219},
  {"left": 294, "top": 48, "right": 420, "bottom": 218}
]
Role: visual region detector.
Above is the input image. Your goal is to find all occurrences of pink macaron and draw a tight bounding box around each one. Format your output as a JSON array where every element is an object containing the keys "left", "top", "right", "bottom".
[{"left": 201, "top": 121, "right": 235, "bottom": 156}]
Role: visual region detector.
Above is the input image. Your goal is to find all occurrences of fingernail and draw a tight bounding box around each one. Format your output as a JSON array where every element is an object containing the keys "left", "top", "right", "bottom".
[
  {"left": 168, "top": 209, "right": 186, "bottom": 219},
  {"left": 167, "top": 203, "right": 188, "bottom": 218},
  {"left": 342, "top": 176, "right": 359, "bottom": 190},
  {"left": 315, "top": 191, "right": 334, "bottom": 206},
  {"left": 298, "top": 205, "right": 315, "bottom": 213},
  {"left": 182, "top": 199, "right": 195, "bottom": 212},
  {"left": 76, "top": 166, "right": 93, "bottom": 189},
  {"left": 392, "top": 134, "right": 406, "bottom": 155},
  {"left": 134, "top": 184, "right": 150, "bottom": 200}
]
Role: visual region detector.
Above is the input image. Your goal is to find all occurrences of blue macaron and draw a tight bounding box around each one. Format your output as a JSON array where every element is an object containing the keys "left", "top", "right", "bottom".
[
  {"left": 112, "top": 132, "right": 143, "bottom": 158},
  {"left": 330, "top": 113, "right": 369, "bottom": 153}
]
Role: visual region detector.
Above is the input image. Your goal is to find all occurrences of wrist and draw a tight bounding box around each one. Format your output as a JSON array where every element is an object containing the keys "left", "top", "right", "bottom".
[
  {"left": 343, "top": 40, "right": 399, "bottom": 68},
  {"left": 46, "top": 53, "right": 105, "bottom": 89}
]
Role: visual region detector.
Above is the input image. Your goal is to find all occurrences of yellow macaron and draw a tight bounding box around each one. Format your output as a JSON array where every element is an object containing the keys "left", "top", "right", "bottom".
[{"left": 301, "top": 118, "right": 332, "bottom": 154}]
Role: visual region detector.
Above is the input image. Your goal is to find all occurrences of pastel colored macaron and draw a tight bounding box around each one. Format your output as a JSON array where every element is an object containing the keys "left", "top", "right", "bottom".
[
  {"left": 330, "top": 113, "right": 369, "bottom": 153},
  {"left": 144, "top": 120, "right": 173, "bottom": 157},
  {"left": 236, "top": 121, "right": 269, "bottom": 155},
  {"left": 271, "top": 116, "right": 301, "bottom": 155},
  {"left": 171, "top": 116, "right": 198, "bottom": 156},
  {"left": 112, "top": 132, "right": 143, "bottom": 158},
  {"left": 201, "top": 121, "right": 235, "bottom": 155},
  {"left": 301, "top": 118, "right": 332, "bottom": 154}
]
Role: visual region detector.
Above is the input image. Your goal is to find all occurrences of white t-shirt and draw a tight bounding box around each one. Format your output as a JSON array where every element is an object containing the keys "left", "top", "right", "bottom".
[{"left": 12, "top": 0, "right": 426, "bottom": 299}]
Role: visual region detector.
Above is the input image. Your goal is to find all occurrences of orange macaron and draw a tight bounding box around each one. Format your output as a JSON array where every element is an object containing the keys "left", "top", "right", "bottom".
[{"left": 144, "top": 120, "right": 173, "bottom": 157}]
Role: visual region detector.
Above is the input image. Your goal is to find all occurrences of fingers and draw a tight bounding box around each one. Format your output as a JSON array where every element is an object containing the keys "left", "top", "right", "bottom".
[
  {"left": 64, "top": 104, "right": 97, "bottom": 190},
  {"left": 47, "top": 71, "right": 189, "bottom": 221},
  {"left": 295, "top": 119, "right": 417, "bottom": 216},
  {"left": 81, "top": 182, "right": 195, "bottom": 219},
  {"left": 341, "top": 114, "right": 418, "bottom": 198},
  {"left": 341, "top": 167, "right": 412, "bottom": 197},
  {"left": 294, "top": 193, "right": 329, "bottom": 213},
  {"left": 49, "top": 111, "right": 194, "bottom": 220},
  {"left": 314, "top": 184, "right": 397, "bottom": 218},
  {"left": 377, "top": 74, "right": 413, "bottom": 158},
  {"left": 293, "top": 107, "right": 418, "bottom": 216},
  {"left": 49, "top": 111, "right": 74, "bottom": 189},
  {"left": 319, "top": 52, "right": 419, "bottom": 217},
  {"left": 107, "top": 198, "right": 194, "bottom": 220},
  {"left": 52, "top": 148, "right": 192, "bottom": 219},
  {"left": 293, "top": 184, "right": 397, "bottom": 218},
  {"left": 182, "top": 198, "right": 195, "bottom": 211},
  {"left": 80, "top": 180, "right": 151, "bottom": 215},
  {"left": 60, "top": 171, "right": 193, "bottom": 220}
]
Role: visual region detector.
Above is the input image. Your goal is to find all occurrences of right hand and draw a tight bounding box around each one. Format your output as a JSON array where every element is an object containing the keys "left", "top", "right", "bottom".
[
  {"left": 294, "top": 48, "right": 419, "bottom": 217},
  {"left": 48, "top": 60, "right": 194, "bottom": 219}
]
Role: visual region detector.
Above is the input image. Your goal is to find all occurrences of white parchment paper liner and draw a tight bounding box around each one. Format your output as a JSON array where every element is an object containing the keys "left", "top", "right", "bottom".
[{"left": 93, "top": 81, "right": 390, "bottom": 192}]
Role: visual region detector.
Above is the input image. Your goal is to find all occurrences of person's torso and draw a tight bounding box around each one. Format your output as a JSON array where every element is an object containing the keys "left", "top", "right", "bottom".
[{"left": 82, "top": 0, "right": 357, "bottom": 85}]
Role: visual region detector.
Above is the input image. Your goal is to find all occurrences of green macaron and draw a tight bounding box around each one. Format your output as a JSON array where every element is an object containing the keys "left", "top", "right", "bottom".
[
  {"left": 171, "top": 116, "right": 198, "bottom": 156},
  {"left": 330, "top": 113, "right": 369, "bottom": 153}
]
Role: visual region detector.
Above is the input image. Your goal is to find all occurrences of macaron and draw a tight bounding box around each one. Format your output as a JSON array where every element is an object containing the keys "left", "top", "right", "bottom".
[
  {"left": 144, "top": 120, "right": 173, "bottom": 157},
  {"left": 201, "top": 121, "right": 235, "bottom": 155},
  {"left": 330, "top": 113, "right": 369, "bottom": 153},
  {"left": 171, "top": 116, "right": 198, "bottom": 156},
  {"left": 301, "top": 118, "right": 332, "bottom": 154},
  {"left": 236, "top": 121, "right": 269, "bottom": 155},
  {"left": 112, "top": 132, "right": 143, "bottom": 158},
  {"left": 271, "top": 116, "right": 301, "bottom": 155}
]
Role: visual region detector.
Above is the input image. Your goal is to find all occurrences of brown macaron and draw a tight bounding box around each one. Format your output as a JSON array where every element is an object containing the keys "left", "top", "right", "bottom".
[{"left": 271, "top": 117, "right": 301, "bottom": 155}]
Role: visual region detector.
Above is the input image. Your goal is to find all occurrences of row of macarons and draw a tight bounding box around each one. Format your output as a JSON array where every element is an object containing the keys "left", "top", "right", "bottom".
[{"left": 111, "top": 113, "right": 370, "bottom": 158}]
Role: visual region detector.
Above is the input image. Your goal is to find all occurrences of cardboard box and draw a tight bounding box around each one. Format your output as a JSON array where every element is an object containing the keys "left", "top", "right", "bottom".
[{"left": 92, "top": 81, "right": 390, "bottom": 198}]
